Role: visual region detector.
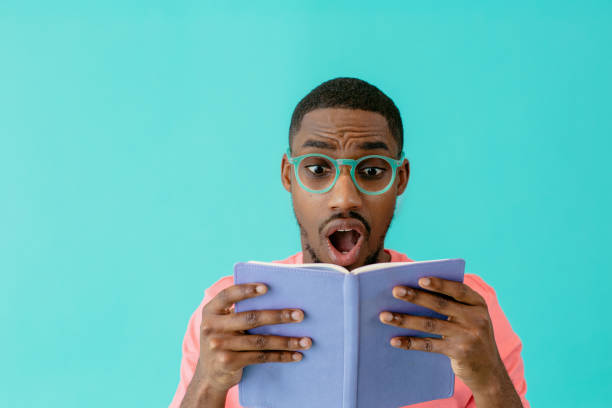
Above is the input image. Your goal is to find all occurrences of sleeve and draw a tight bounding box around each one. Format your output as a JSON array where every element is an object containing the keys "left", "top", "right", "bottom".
[
  {"left": 463, "top": 275, "right": 530, "bottom": 408},
  {"left": 168, "top": 276, "right": 234, "bottom": 408}
]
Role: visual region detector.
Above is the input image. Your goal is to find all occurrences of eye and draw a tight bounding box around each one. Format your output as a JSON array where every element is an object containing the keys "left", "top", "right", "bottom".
[
  {"left": 360, "top": 167, "right": 385, "bottom": 177},
  {"left": 305, "top": 165, "right": 331, "bottom": 176}
]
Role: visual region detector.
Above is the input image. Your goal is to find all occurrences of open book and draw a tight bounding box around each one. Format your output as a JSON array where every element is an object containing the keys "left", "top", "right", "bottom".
[{"left": 234, "top": 258, "right": 465, "bottom": 408}]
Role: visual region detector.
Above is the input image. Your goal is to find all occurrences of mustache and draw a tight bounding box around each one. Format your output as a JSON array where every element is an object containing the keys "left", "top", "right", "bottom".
[{"left": 318, "top": 211, "right": 372, "bottom": 236}]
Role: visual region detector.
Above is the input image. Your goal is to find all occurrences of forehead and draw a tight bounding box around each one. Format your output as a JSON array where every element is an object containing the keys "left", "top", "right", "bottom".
[{"left": 293, "top": 108, "right": 397, "bottom": 154}]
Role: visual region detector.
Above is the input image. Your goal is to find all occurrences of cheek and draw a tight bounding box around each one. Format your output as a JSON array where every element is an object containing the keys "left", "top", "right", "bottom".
[
  {"left": 292, "top": 192, "right": 326, "bottom": 229},
  {"left": 365, "top": 197, "right": 396, "bottom": 233}
]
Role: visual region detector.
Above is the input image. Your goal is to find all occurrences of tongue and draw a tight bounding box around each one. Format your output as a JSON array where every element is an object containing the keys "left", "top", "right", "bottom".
[{"left": 330, "top": 230, "right": 359, "bottom": 252}]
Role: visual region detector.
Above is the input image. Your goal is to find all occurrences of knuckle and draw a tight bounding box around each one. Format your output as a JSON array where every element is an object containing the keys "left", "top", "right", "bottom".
[
  {"left": 475, "top": 317, "right": 489, "bottom": 330},
  {"left": 424, "top": 318, "right": 436, "bottom": 332},
  {"left": 472, "top": 311, "right": 490, "bottom": 330},
  {"left": 200, "top": 320, "right": 214, "bottom": 337},
  {"left": 245, "top": 311, "right": 258, "bottom": 325},
  {"left": 423, "top": 339, "right": 433, "bottom": 352},
  {"left": 281, "top": 310, "right": 292, "bottom": 321},
  {"left": 218, "top": 289, "right": 230, "bottom": 305},
  {"left": 473, "top": 291, "right": 486, "bottom": 305},
  {"left": 457, "top": 284, "right": 468, "bottom": 299},
  {"left": 465, "top": 327, "right": 483, "bottom": 343},
  {"left": 458, "top": 284, "right": 468, "bottom": 300},
  {"left": 208, "top": 336, "right": 223, "bottom": 351},
  {"left": 454, "top": 343, "right": 470, "bottom": 359},
  {"left": 404, "top": 337, "right": 412, "bottom": 349},
  {"left": 402, "top": 287, "right": 414, "bottom": 299},
  {"left": 256, "top": 352, "right": 268, "bottom": 363},
  {"left": 242, "top": 284, "right": 255, "bottom": 297},
  {"left": 217, "top": 351, "right": 232, "bottom": 364},
  {"left": 436, "top": 296, "right": 449, "bottom": 310},
  {"left": 253, "top": 335, "right": 267, "bottom": 349}
]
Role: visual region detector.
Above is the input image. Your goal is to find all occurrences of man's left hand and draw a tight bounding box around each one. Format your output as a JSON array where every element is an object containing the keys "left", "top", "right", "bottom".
[{"left": 379, "top": 277, "right": 519, "bottom": 405}]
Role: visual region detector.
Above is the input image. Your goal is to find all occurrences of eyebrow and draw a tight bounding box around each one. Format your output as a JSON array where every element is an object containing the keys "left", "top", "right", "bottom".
[
  {"left": 357, "top": 141, "right": 390, "bottom": 152},
  {"left": 301, "top": 139, "right": 391, "bottom": 152},
  {"left": 301, "top": 139, "right": 337, "bottom": 149}
]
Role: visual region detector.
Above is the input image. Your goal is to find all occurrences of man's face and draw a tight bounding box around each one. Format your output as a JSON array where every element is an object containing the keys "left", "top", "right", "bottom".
[{"left": 281, "top": 108, "right": 410, "bottom": 270}]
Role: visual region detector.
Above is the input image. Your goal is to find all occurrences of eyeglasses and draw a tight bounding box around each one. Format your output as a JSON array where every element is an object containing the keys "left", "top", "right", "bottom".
[{"left": 286, "top": 148, "right": 405, "bottom": 195}]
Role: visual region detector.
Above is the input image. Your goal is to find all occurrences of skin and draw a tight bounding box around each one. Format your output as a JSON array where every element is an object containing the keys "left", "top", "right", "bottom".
[{"left": 181, "top": 108, "right": 523, "bottom": 408}]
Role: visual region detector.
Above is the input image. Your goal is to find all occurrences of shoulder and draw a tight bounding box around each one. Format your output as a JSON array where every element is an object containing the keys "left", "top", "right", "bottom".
[
  {"left": 272, "top": 252, "right": 304, "bottom": 264},
  {"left": 463, "top": 273, "right": 497, "bottom": 300},
  {"left": 463, "top": 273, "right": 522, "bottom": 350},
  {"left": 463, "top": 273, "right": 504, "bottom": 317},
  {"left": 385, "top": 248, "right": 414, "bottom": 262}
]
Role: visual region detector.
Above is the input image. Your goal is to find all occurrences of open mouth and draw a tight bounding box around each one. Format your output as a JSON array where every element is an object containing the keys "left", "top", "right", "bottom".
[
  {"left": 323, "top": 220, "right": 366, "bottom": 267},
  {"left": 329, "top": 229, "right": 361, "bottom": 253}
]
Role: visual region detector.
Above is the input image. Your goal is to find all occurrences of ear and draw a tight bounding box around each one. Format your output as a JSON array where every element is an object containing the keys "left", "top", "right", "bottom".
[
  {"left": 281, "top": 153, "right": 292, "bottom": 193},
  {"left": 396, "top": 158, "right": 410, "bottom": 196}
]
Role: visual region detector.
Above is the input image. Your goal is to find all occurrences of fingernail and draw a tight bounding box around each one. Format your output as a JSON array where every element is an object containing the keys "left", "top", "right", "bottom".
[
  {"left": 395, "top": 287, "right": 407, "bottom": 296},
  {"left": 391, "top": 338, "right": 402, "bottom": 347},
  {"left": 291, "top": 310, "right": 303, "bottom": 321},
  {"left": 380, "top": 312, "right": 393, "bottom": 322},
  {"left": 292, "top": 352, "right": 302, "bottom": 361},
  {"left": 419, "top": 277, "right": 431, "bottom": 287},
  {"left": 299, "top": 337, "right": 311, "bottom": 348},
  {"left": 256, "top": 285, "right": 267, "bottom": 294}
]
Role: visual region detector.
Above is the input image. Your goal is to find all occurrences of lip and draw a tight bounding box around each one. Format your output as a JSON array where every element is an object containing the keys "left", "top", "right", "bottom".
[{"left": 323, "top": 219, "right": 367, "bottom": 267}]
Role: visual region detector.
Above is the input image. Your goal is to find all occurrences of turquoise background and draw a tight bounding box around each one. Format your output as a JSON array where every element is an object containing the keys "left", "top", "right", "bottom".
[{"left": 1, "top": 1, "right": 610, "bottom": 407}]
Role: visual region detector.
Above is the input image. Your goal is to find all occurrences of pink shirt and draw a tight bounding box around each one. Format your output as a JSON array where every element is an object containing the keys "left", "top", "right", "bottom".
[{"left": 169, "top": 249, "right": 529, "bottom": 407}]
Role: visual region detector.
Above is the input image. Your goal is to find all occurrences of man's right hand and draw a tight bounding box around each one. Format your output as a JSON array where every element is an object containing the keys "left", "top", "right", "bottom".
[{"left": 180, "top": 283, "right": 311, "bottom": 407}]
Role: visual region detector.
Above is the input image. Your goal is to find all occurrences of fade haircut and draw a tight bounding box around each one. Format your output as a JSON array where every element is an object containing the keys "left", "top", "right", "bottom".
[{"left": 289, "top": 77, "right": 403, "bottom": 157}]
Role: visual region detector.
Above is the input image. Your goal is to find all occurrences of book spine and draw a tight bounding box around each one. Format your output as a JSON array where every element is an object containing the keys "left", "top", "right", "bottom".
[{"left": 342, "top": 274, "right": 359, "bottom": 408}]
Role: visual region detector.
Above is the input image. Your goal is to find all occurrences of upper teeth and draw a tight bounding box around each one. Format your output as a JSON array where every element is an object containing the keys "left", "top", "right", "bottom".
[{"left": 337, "top": 229, "right": 353, "bottom": 232}]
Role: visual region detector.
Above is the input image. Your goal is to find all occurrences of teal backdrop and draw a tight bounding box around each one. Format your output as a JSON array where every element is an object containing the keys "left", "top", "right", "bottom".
[{"left": 1, "top": 1, "right": 610, "bottom": 407}]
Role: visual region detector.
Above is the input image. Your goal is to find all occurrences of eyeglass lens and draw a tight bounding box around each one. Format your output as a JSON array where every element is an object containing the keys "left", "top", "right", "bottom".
[{"left": 297, "top": 156, "right": 393, "bottom": 193}]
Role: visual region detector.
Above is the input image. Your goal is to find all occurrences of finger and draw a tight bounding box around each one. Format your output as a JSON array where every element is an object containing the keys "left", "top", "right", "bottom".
[
  {"left": 235, "top": 351, "right": 304, "bottom": 368},
  {"left": 379, "top": 311, "right": 458, "bottom": 336},
  {"left": 389, "top": 336, "right": 446, "bottom": 354},
  {"left": 215, "top": 335, "right": 312, "bottom": 351},
  {"left": 392, "top": 286, "right": 463, "bottom": 317},
  {"left": 205, "top": 283, "right": 268, "bottom": 314},
  {"left": 418, "top": 277, "right": 485, "bottom": 306},
  {"left": 223, "top": 308, "right": 304, "bottom": 331}
]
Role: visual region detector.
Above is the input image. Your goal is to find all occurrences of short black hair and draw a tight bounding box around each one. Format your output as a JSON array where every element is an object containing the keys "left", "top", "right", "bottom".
[{"left": 289, "top": 77, "right": 403, "bottom": 157}]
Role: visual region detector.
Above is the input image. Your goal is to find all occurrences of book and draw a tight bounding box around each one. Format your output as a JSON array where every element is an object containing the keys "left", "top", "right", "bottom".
[{"left": 233, "top": 258, "right": 465, "bottom": 408}]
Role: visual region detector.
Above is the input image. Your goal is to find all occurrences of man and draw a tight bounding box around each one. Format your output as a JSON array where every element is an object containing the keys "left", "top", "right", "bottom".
[{"left": 170, "top": 78, "right": 529, "bottom": 408}]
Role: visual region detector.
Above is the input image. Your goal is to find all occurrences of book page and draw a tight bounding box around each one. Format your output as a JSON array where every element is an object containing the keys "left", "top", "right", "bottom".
[{"left": 248, "top": 261, "right": 349, "bottom": 274}]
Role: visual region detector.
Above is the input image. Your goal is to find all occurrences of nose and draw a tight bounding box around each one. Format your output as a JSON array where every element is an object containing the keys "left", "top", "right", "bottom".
[{"left": 328, "top": 165, "right": 362, "bottom": 211}]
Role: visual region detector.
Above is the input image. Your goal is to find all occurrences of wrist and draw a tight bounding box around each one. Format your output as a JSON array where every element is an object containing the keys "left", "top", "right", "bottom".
[
  {"left": 181, "top": 366, "right": 230, "bottom": 408},
  {"left": 471, "top": 364, "right": 522, "bottom": 408},
  {"left": 194, "top": 365, "right": 232, "bottom": 398},
  {"left": 201, "top": 378, "right": 231, "bottom": 398},
  {"left": 473, "top": 377, "right": 504, "bottom": 401}
]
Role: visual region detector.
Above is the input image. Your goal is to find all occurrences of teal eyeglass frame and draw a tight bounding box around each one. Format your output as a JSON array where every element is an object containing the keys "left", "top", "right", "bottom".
[{"left": 286, "top": 148, "right": 405, "bottom": 195}]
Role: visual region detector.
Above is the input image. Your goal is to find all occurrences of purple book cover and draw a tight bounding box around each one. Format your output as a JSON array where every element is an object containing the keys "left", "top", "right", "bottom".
[{"left": 234, "top": 258, "right": 465, "bottom": 408}]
